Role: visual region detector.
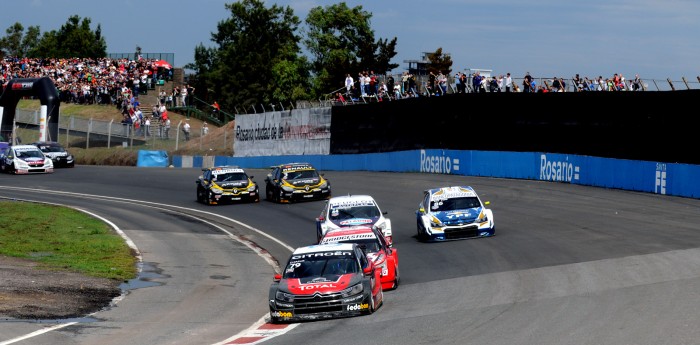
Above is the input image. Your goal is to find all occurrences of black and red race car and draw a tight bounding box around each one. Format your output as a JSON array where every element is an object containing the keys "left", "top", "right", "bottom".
[{"left": 268, "top": 243, "right": 383, "bottom": 323}]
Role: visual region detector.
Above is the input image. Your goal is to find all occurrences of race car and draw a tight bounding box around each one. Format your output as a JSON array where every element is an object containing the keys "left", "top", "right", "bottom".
[
  {"left": 264, "top": 162, "right": 331, "bottom": 203},
  {"left": 30, "top": 141, "right": 75, "bottom": 168},
  {"left": 416, "top": 185, "right": 495, "bottom": 242},
  {"left": 196, "top": 166, "right": 260, "bottom": 204},
  {"left": 0, "top": 144, "right": 54, "bottom": 174},
  {"left": 269, "top": 243, "right": 383, "bottom": 324},
  {"left": 319, "top": 225, "right": 399, "bottom": 290},
  {"left": 315, "top": 195, "right": 393, "bottom": 245}
]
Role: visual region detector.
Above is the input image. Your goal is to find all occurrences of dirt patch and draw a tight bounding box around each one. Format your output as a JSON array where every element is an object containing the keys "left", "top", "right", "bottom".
[{"left": 0, "top": 256, "right": 121, "bottom": 320}]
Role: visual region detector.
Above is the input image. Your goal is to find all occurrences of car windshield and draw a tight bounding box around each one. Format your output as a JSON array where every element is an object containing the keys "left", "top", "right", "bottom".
[
  {"left": 39, "top": 145, "right": 64, "bottom": 153},
  {"left": 329, "top": 205, "right": 380, "bottom": 220},
  {"left": 430, "top": 196, "right": 481, "bottom": 212},
  {"left": 330, "top": 238, "right": 381, "bottom": 254},
  {"left": 15, "top": 149, "right": 44, "bottom": 158},
  {"left": 213, "top": 172, "right": 247, "bottom": 182},
  {"left": 283, "top": 255, "right": 358, "bottom": 279},
  {"left": 282, "top": 169, "right": 318, "bottom": 180}
]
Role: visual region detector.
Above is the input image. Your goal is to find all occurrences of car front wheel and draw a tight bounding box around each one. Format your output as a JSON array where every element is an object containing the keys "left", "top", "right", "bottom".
[
  {"left": 392, "top": 266, "right": 400, "bottom": 290},
  {"left": 196, "top": 187, "right": 204, "bottom": 203},
  {"left": 416, "top": 221, "right": 427, "bottom": 242}
]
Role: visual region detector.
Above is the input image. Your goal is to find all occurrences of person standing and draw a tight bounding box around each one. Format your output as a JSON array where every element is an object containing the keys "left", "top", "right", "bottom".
[
  {"left": 458, "top": 72, "right": 467, "bottom": 93},
  {"left": 359, "top": 72, "right": 367, "bottom": 97},
  {"left": 144, "top": 117, "right": 151, "bottom": 137},
  {"left": 438, "top": 72, "right": 447, "bottom": 95},
  {"left": 182, "top": 120, "right": 191, "bottom": 141},
  {"left": 172, "top": 87, "right": 180, "bottom": 107},
  {"left": 428, "top": 71, "right": 437, "bottom": 95},
  {"left": 166, "top": 91, "right": 173, "bottom": 108},
  {"left": 180, "top": 85, "right": 188, "bottom": 107},
  {"left": 632, "top": 74, "right": 643, "bottom": 91},
  {"left": 523, "top": 72, "right": 533, "bottom": 93},
  {"left": 186, "top": 84, "right": 195, "bottom": 106},
  {"left": 159, "top": 89, "right": 166, "bottom": 105},
  {"left": 345, "top": 74, "right": 354, "bottom": 95},
  {"left": 504, "top": 73, "right": 512, "bottom": 92},
  {"left": 212, "top": 101, "right": 221, "bottom": 121},
  {"left": 472, "top": 72, "right": 482, "bottom": 93},
  {"left": 164, "top": 117, "right": 171, "bottom": 139},
  {"left": 202, "top": 122, "right": 209, "bottom": 136},
  {"left": 387, "top": 75, "right": 395, "bottom": 98}
]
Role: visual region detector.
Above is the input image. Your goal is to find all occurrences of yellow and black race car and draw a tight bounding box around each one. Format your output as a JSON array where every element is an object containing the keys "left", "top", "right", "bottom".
[
  {"left": 264, "top": 162, "right": 331, "bottom": 203},
  {"left": 196, "top": 166, "right": 259, "bottom": 205}
]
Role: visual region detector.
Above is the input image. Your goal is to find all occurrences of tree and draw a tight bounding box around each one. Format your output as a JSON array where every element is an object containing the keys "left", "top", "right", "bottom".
[
  {"left": 193, "top": 0, "right": 308, "bottom": 113},
  {"left": 426, "top": 47, "right": 453, "bottom": 76},
  {"left": 28, "top": 15, "right": 107, "bottom": 59},
  {"left": 304, "top": 2, "right": 398, "bottom": 97},
  {"left": 0, "top": 23, "right": 40, "bottom": 57}
]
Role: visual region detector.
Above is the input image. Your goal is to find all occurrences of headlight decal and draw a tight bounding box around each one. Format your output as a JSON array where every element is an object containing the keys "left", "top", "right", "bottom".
[
  {"left": 340, "top": 283, "right": 363, "bottom": 297},
  {"left": 275, "top": 290, "right": 294, "bottom": 302}
]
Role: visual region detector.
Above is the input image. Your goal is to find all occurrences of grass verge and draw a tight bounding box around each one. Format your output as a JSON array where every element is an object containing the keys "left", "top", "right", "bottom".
[{"left": 0, "top": 200, "right": 137, "bottom": 281}]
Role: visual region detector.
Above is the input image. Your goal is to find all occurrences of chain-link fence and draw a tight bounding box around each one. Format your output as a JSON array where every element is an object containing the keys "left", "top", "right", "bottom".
[{"left": 11, "top": 108, "right": 234, "bottom": 154}]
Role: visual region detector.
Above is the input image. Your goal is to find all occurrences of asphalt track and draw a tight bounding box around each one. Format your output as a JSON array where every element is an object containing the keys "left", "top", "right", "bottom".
[{"left": 1, "top": 166, "right": 700, "bottom": 345}]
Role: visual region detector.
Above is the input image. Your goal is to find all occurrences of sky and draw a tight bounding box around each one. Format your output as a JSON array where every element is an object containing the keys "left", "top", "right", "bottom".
[{"left": 2, "top": 0, "right": 700, "bottom": 81}]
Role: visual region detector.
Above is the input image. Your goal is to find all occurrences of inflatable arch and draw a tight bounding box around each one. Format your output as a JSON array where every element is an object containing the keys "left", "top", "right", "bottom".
[{"left": 0, "top": 77, "right": 60, "bottom": 143}]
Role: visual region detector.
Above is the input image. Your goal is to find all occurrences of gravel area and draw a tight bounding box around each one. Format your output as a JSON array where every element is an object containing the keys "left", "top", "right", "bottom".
[{"left": 0, "top": 256, "right": 121, "bottom": 320}]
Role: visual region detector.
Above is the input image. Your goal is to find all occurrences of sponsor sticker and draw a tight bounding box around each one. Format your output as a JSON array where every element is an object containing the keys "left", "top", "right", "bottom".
[
  {"left": 347, "top": 303, "right": 369, "bottom": 311},
  {"left": 271, "top": 311, "right": 293, "bottom": 318}
]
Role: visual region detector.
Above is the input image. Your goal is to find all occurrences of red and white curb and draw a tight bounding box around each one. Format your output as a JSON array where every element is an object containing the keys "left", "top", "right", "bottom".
[{"left": 214, "top": 317, "right": 298, "bottom": 345}]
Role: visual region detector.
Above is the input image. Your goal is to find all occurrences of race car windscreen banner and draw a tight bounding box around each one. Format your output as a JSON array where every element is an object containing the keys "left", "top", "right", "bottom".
[{"left": 234, "top": 108, "right": 331, "bottom": 157}]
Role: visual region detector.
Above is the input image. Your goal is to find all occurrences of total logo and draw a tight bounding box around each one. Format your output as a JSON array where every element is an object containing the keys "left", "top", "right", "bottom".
[
  {"left": 539, "top": 154, "right": 580, "bottom": 182},
  {"left": 420, "top": 150, "right": 460, "bottom": 174},
  {"left": 347, "top": 303, "right": 369, "bottom": 311}
]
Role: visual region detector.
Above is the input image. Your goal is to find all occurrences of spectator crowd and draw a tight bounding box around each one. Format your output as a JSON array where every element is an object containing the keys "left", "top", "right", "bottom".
[
  {"left": 335, "top": 69, "right": 646, "bottom": 103},
  {"left": 0, "top": 56, "right": 196, "bottom": 139}
]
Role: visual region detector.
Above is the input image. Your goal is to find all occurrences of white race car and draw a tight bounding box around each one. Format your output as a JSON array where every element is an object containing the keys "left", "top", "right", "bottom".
[
  {"left": 315, "top": 195, "right": 393, "bottom": 245},
  {"left": 0, "top": 144, "right": 54, "bottom": 174}
]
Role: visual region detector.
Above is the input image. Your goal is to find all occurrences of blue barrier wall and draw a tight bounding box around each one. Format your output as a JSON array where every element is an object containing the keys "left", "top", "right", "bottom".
[{"left": 172, "top": 150, "right": 700, "bottom": 199}]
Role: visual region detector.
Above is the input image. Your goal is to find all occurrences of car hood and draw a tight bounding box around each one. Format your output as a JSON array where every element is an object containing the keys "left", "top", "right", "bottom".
[
  {"left": 19, "top": 157, "right": 47, "bottom": 166},
  {"left": 332, "top": 217, "right": 378, "bottom": 227},
  {"left": 43, "top": 152, "right": 69, "bottom": 158},
  {"left": 287, "top": 177, "right": 320, "bottom": 187},
  {"left": 432, "top": 208, "right": 482, "bottom": 224},
  {"left": 215, "top": 181, "right": 249, "bottom": 189},
  {"left": 279, "top": 274, "right": 360, "bottom": 295}
]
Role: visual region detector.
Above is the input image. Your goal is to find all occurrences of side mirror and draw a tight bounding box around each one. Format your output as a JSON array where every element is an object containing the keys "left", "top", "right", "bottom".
[
  {"left": 273, "top": 273, "right": 282, "bottom": 282},
  {"left": 418, "top": 207, "right": 425, "bottom": 213},
  {"left": 484, "top": 201, "right": 490, "bottom": 206},
  {"left": 363, "top": 264, "right": 374, "bottom": 276},
  {"left": 249, "top": 175, "right": 254, "bottom": 179},
  {"left": 382, "top": 211, "right": 388, "bottom": 215}
]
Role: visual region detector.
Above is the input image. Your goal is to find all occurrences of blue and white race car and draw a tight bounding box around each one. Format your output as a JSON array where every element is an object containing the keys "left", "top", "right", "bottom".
[
  {"left": 316, "top": 195, "right": 393, "bottom": 245},
  {"left": 415, "top": 186, "right": 494, "bottom": 242}
]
